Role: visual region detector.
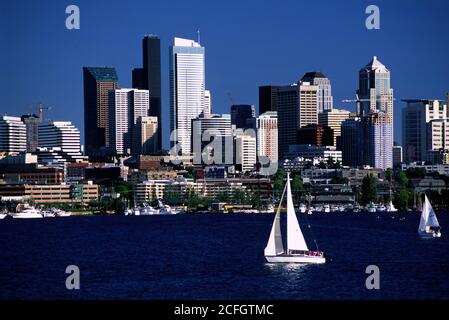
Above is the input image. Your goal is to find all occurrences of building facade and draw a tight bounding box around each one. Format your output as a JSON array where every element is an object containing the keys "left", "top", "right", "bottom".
[
  {"left": 301, "top": 72, "right": 333, "bottom": 112},
  {"left": 133, "top": 116, "right": 159, "bottom": 155},
  {"left": 318, "top": 108, "right": 351, "bottom": 146},
  {"left": 169, "top": 37, "right": 206, "bottom": 155},
  {"left": 256, "top": 111, "right": 278, "bottom": 165},
  {"left": 0, "top": 116, "right": 26, "bottom": 153}
]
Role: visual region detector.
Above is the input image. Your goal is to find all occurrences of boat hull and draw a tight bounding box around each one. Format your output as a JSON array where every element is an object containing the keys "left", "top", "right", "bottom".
[
  {"left": 419, "top": 231, "right": 441, "bottom": 238},
  {"left": 265, "top": 255, "right": 326, "bottom": 264}
]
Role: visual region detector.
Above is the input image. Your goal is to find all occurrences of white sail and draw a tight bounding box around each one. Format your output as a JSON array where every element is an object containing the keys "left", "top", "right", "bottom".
[
  {"left": 286, "top": 173, "right": 309, "bottom": 252},
  {"left": 419, "top": 195, "right": 440, "bottom": 232},
  {"left": 264, "top": 211, "right": 284, "bottom": 256}
]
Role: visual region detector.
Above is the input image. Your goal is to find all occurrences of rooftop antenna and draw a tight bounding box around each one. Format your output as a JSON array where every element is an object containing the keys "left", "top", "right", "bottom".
[{"left": 197, "top": 28, "right": 201, "bottom": 45}]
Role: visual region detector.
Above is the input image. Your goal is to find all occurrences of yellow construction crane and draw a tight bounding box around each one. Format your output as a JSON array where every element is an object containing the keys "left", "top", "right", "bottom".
[{"left": 38, "top": 102, "right": 52, "bottom": 123}]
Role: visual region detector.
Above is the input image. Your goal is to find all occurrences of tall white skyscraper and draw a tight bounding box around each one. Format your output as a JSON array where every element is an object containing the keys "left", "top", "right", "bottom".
[
  {"left": 0, "top": 116, "right": 26, "bottom": 153},
  {"left": 109, "top": 89, "right": 150, "bottom": 155},
  {"left": 170, "top": 37, "right": 206, "bottom": 155},
  {"left": 256, "top": 111, "right": 278, "bottom": 164},
  {"left": 234, "top": 132, "right": 257, "bottom": 172}
]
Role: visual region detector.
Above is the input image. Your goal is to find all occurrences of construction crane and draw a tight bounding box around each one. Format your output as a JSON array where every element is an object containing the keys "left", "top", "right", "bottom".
[
  {"left": 38, "top": 102, "right": 52, "bottom": 123},
  {"left": 227, "top": 92, "right": 236, "bottom": 106}
]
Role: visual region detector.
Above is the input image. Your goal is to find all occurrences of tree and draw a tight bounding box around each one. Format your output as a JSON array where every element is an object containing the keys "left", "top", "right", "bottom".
[
  {"left": 273, "top": 168, "right": 286, "bottom": 200},
  {"left": 396, "top": 171, "right": 408, "bottom": 187},
  {"left": 385, "top": 168, "right": 393, "bottom": 183},
  {"left": 217, "top": 192, "right": 230, "bottom": 203},
  {"left": 361, "top": 174, "right": 377, "bottom": 205},
  {"left": 394, "top": 189, "right": 409, "bottom": 211},
  {"left": 292, "top": 174, "right": 305, "bottom": 204}
]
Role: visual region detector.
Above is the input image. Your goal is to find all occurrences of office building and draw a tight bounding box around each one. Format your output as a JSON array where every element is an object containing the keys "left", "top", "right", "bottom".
[
  {"left": 339, "top": 117, "right": 363, "bottom": 167},
  {"left": 234, "top": 132, "right": 257, "bottom": 172},
  {"left": 204, "top": 90, "right": 211, "bottom": 117},
  {"left": 297, "top": 124, "right": 334, "bottom": 147},
  {"left": 393, "top": 145, "right": 403, "bottom": 167},
  {"left": 301, "top": 72, "right": 333, "bottom": 112},
  {"left": 0, "top": 116, "right": 26, "bottom": 153},
  {"left": 287, "top": 144, "right": 342, "bottom": 164},
  {"left": 318, "top": 108, "right": 351, "bottom": 146},
  {"left": 231, "top": 104, "right": 256, "bottom": 129},
  {"left": 256, "top": 111, "right": 278, "bottom": 165},
  {"left": 259, "top": 85, "right": 279, "bottom": 115},
  {"left": 21, "top": 114, "right": 39, "bottom": 152},
  {"left": 362, "top": 112, "right": 393, "bottom": 170},
  {"left": 83, "top": 67, "right": 119, "bottom": 155},
  {"left": 132, "top": 35, "right": 162, "bottom": 152},
  {"left": 169, "top": 37, "right": 206, "bottom": 155},
  {"left": 133, "top": 116, "right": 158, "bottom": 155}
]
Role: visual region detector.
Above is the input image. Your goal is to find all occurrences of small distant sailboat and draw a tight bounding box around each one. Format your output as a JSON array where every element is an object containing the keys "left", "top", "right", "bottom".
[
  {"left": 386, "top": 200, "right": 397, "bottom": 212},
  {"left": 264, "top": 173, "right": 326, "bottom": 264},
  {"left": 418, "top": 195, "right": 441, "bottom": 238}
]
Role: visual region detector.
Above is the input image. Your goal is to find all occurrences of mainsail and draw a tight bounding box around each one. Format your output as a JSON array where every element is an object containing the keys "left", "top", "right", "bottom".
[
  {"left": 264, "top": 183, "right": 286, "bottom": 256},
  {"left": 419, "top": 195, "right": 440, "bottom": 232},
  {"left": 286, "top": 173, "right": 309, "bottom": 253}
]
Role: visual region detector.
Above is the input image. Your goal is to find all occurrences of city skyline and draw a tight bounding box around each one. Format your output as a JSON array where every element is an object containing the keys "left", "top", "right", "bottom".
[{"left": 2, "top": 0, "right": 449, "bottom": 149}]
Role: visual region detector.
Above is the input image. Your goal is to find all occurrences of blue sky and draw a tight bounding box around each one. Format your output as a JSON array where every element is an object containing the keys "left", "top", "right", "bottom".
[{"left": 1, "top": 0, "right": 448, "bottom": 148}]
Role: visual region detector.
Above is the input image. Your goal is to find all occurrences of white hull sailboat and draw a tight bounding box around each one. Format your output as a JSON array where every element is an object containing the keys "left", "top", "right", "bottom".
[
  {"left": 265, "top": 173, "right": 326, "bottom": 264},
  {"left": 386, "top": 200, "right": 397, "bottom": 212},
  {"left": 419, "top": 195, "right": 441, "bottom": 238}
]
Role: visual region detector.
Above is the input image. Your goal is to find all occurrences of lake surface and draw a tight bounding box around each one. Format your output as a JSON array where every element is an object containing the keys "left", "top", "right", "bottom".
[{"left": 1, "top": 212, "right": 449, "bottom": 300}]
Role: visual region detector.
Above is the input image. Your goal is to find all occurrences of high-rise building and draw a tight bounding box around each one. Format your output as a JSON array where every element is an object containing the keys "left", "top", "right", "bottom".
[
  {"left": 318, "top": 108, "right": 351, "bottom": 146},
  {"left": 277, "top": 82, "right": 319, "bottom": 159},
  {"left": 21, "top": 114, "right": 39, "bottom": 152},
  {"left": 339, "top": 117, "right": 363, "bottom": 167},
  {"left": 357, "top": 56, "right": 394, "bottom": 120},
  {"left": 301, "top": 72, "right": 333, "bottom": 112},
  {"left": 204, "top": 90, "right": 212, "bottom": 117},
  {"left": 256, "top": 111, "right": 278, "bottom": 165},
  {"left": 132, "top": 35, "right": 162, "bottom": 152},
  {"left": 83, "top": 67, "right": 119, "bottom": 155},
  {"left": 362, "top": 112, "right": 393, "bottom": 170},
  {"left": 0, "top": 116, "right": 26, "bottom": 153},
  {"left": 108, "top": 89, "right": 150, "bottom": 155},
  {"left": 170, "top": 37, "right": 206, "bottom": 155},
  {"left": 402, "top": 99, "right": 449, "bottom": 163},
  {"left": 297, "top": 124, "right": 334, "bottom": 147},
  {"left": 133, "top": 116, "right": 158, "bottom": 155},
  {"left": 191, "top": 114, "right": 233, "bottom": 165},
  {"left": 231, "top": 105, "right": 256, "bottom": 129},
  {"left": 234, "top": 132, "right": 257, "bottom": 172},
  {"left": 393, "top": 145, "right": 403, "bottom": 167},
  {"left": 259, "top": 85, "right": 279, "bottom": 115}
]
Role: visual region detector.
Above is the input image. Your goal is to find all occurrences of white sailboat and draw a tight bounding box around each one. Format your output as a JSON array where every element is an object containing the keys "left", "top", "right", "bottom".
[
  {"left": 386, "top": 200, "right": 397, "bottom": 212},
  {"left": 264, "top": 173, "right": 326, "bottom": 264},
  {"left": 418, "top": 195, "right": 441, "bottom": 238}
]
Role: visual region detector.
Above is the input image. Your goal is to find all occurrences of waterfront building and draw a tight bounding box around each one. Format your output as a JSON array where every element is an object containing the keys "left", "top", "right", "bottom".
[
  {"left": 0, "top": 163, "right": 65, "bottom": 184},
  {"left": 318, "top": 108, "right": 351, "bottom": 146},
  {"left": 170, "top": 37, "right": 206, "bottom": 155},
  {"left": 301, "top": 72, "right": 333, "bottom": 112},
  {"left": 0, "top": 116, "right": 26, "bottom": 153},
  {"left": 83, "top": 67, "right": 119, "bottom": 155}
]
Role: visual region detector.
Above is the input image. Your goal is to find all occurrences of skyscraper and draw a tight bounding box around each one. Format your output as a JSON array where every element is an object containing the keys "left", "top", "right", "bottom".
[
  {"left": 0, "top": 116, "right": 26, "bottom": 153},
  {"left": 259, "top": 85, "right": 279, "bottom": 115},
  {"left": 256, "top": 111, "right": 278, "bottom": 165},
  {"left": 38, "top": 121, "right": 82, "bottom": 154},
  {"left": 231, "top": 105, "right": 256, "bottom": 129},
  {"left": 108, "top": 89, "right": 150, "bottom": 155},
  {"left": 132, "top": 35, "right": 162, "bottom": 152},
  {"left": 357, "top": 56, "right": 394, "bottom": 120},
  {"left": 234, "top": 132, "right": 257, "bottom": 172},
  {"left": 204, "top": 90, "right": 212, "bottom": 117},
  {"left": 133, "top": 116, "right": 158, "bottom": 155},
  {"left": 170, "top": 37, "right": 206, "bottom": 155},
  {"left": 356, "top": 56, "right": 394, "bottom": 169},
  {"left": 402, "top": 99, "right": 449, "bottom": 163},
  {"left": 301, "top": 72, "right": 333, "bottom": 112},
  {"left": 83, "top": 67, "right": 119, "bottom": 155},
  {"left": 297, "top": 124, "right": 334, "bottom": 147},
  {"left": 277, "top": 82, "right": 319, "bottom": 159},
  {"left": 362, "top": 112, "right": 393, "bottom": 170},
  {"left": 21, "top": 114, "right": 39, "bottom": 152},
  {"left": 339, "top": 117, "right": 363, "bottom": 167},
  {"left": 318, "top": 108, "right": 351, "bottom": 146}
]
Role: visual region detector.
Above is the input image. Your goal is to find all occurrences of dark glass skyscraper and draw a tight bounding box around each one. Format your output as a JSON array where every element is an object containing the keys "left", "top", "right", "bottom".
[
  {"left": 231, "top": 105, "right": 256, "bottom": 130},
  {"left": 83, "top": 67, "right": 119, "bottom": 156},
  {"left": 133, "top": 35, "right": 162, "bottom": 152}
]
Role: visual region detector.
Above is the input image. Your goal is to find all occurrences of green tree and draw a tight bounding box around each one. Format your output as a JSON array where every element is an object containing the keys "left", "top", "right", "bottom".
[
  {"left": 394, "top": 189, "right": 409, "bottom": 211},
  {"left": 385, "top": 168, "right": 393, "bottom": 183},
  {"left": 292, "top": 174, "right": 305, "bottom": 204},
  {"left": 396, "top": 171, "right": 409, "bottom": 187},
  {"left": 273, "top": 168, "right": 286, "bottom": 200},
  {"left": 217, "top": 192, "right": 230, "bottom": 203},
  {"left": 361, "top": 174, "right": 377, "bottom": 205}
]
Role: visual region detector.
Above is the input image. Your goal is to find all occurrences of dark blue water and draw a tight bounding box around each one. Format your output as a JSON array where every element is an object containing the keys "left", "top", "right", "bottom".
[{"left": 1, "top": 212, "right": 449, "bottom": 300}]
